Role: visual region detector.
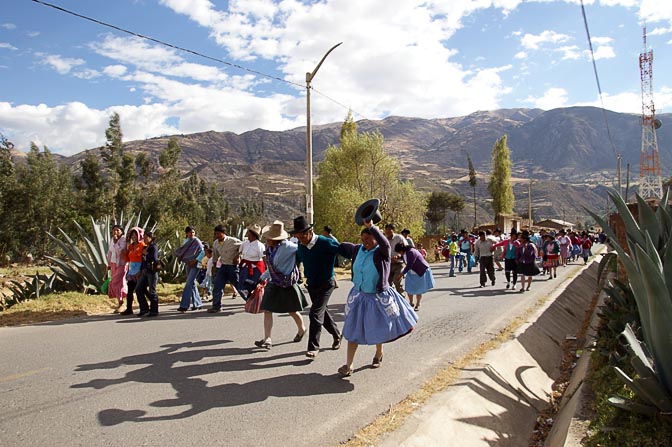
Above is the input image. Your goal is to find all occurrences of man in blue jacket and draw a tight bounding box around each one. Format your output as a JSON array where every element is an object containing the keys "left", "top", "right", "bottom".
[{"left": 291, "top": 216, "right": 342, "bottom": 359}]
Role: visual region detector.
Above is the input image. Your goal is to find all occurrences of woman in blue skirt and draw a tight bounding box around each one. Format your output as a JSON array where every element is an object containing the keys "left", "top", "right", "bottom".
[
  {"left": 394, "top": 243, "right": 435, "bottom": 311},
  {"left": 336, "top": 220, "right": 418, "bottom": 377}
]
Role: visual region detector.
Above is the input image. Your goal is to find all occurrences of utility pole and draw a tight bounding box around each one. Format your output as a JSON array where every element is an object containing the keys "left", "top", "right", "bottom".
[
  {"left": 528, "top": 179, "right": 532, "bottom": 230},
  {"left": 305, "top": 42, "right": 342, "bottom": 225}
]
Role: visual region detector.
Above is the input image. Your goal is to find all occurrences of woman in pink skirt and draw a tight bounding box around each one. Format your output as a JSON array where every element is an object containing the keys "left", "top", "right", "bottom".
[{"left": 107, "top": 224, "right": 128, "bottom": 312}]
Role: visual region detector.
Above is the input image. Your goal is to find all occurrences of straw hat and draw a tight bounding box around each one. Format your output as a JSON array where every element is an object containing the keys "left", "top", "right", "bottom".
[
  {"left": 262, "top": 220, "right": 289, "bottom": 241},
  {"left": 247, "top": 224, "right": 262, "bottom": 239}
]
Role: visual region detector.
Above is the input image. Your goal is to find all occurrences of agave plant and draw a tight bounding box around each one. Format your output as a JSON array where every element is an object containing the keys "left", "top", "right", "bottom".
[
  {"left": 587, "top": 189, "right": 672, "bottom": 416},
  {"left": 0, "top": 271, "right": 58, "bottom": 311},
  {"left": 157, "top": 232, "right": 185, "bottom": 283},
  {"left": 45, "top": 213, "right": 155, "bottom": 293}
]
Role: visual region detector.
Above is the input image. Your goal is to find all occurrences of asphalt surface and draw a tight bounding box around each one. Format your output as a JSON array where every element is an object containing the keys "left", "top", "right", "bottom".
[{"left": 0, "top": 257, "right": 591, "bottom": 447}]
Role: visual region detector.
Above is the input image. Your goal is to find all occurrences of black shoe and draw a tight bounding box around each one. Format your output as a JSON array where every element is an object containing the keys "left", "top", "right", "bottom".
[
  {"left": 491, "top": 280, "right": 495, "bottom": 286},
  {"left": 120, "top": 309, "right": 133, "bottom": 316},
  {"left": 332, "top": 335, "right": 342, "bottom": 350},
  {"left": 190, "top": 306, "right": 202, "bottom": 311},
  {"left": 207, "top": 308, "right": 221, "bottom": 313},
  {"left": 137, "top": 310, "right": 150, "bottom": 317},
  {"left": 177, "top": 307, "right": 188, "bottom": 313},
  {"left": 145, "top": 312, "right": 158, "bottom": 318}
]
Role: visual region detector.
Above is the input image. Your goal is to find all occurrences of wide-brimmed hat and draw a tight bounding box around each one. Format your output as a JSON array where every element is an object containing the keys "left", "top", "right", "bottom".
[
  {"left": 262, "top": 220, "right": 290, "bottom": 240},
  {"left": 246, "top": 224, "right": 262, "bottom": 239},
  {"left": 289, "top": 216, "right": 313, "bottom": 234},
  {"left": 355, "top": 198, "right": 382, "bottom": 225}
]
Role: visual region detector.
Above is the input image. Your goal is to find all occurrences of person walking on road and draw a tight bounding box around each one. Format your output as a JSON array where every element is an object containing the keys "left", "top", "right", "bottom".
[
  {"left": 474, "top": 231, "right": 496, "bottom": 287},
  {"left": 516, "top": 231, "right": 540, "bottom": 292},
  {"left": 337, "top": 220, "right": 418, "bottom": 377},
  {"left": 394, "top": 243, "right": 435, "bottom": 311},
  {"left": 107, "top": 224, "right": 128, "bottom": 313},
  {"left": 253, "top": 221, "right": 308, "bottom": 350},
  {"left": 176, "top": 226, "right": 205, "bottom": 312},
  {"left": 208, "top": 225, "right": 243, "bottom": 313},
  {"left": 494, "top": 228, "right": 520, "bottom": 290},
  {"left": 291, "top": 216, "right": 343, "bottom": 359},
  {"left": 238, "top": 224, "right": 266, "bottom": 301},
  {"left": 384, "top": 223, "right": 407, "bottom": 294},
  {"left": 136, "top": 231, "right": 160, "bottom": 317},
  {"left": 542, "top": 232, "right": 560, "bottom": 279}
]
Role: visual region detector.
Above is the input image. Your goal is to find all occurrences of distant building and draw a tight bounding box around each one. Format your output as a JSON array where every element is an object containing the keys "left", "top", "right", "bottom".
[{"left": 534, "top": 219, "right": 575, "bottom": 231}]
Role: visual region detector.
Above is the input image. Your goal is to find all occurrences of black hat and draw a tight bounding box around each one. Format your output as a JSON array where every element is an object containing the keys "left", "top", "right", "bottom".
[
  {"left": 289, "top": 216, "right": 313, "bottom": 234},
  {"left": 355, "top": 198, "right": 382, "bottom": 225},
  {"left": 401, "top": 228, "right": 411, "bottom": 235}
]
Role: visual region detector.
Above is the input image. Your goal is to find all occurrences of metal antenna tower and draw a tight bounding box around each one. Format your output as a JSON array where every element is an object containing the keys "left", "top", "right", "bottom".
[{"left": 639, "top": 26, "right": 663, "bottom": 199}]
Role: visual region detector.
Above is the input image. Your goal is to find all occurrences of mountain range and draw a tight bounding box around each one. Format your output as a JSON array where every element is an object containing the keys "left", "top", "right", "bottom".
[{"left": 59, "top": 106, "right": 671, "bottom": 229}]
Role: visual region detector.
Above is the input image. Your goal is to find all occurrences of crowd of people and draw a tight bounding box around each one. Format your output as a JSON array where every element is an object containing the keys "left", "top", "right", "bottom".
[
  {"left": 105, "top": 212, "right": 434, "bottom": 377},
  {"left": 434, "top": 227, "right": 602, "bottom": 292},
  {"left": 105, "top": 214, "right": 599, "bottom": 376}
]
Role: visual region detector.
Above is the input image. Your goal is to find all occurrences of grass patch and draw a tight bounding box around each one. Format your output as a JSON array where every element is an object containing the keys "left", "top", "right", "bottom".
[{"left": 0, "top": 281, "right": 186, "bottom": 327}]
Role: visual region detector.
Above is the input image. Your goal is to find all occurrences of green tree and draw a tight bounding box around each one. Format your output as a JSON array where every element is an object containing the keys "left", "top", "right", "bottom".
[
  {"left": 467, "top": 152, "right": 477, "bottom": 229},
  {"left": 426, "top": 191, "right": 464, "bottom": 234},
  {"left": 17, "top": 143, "right": 75, "bottom": 255},
  {"left": 314, "top": 116, "right": 425, "bottom": 242},
  {"left": 0, "top": 134, "right": 19, "bottom": 258},
  {"left": 115, "top": 152, "right": 136, "bottom": 216},
  {"left": 101, "top": 112, "right": 123, "bottom": 210},
  {"left": 487, "top": 135, "right": 515, "bottom": 219},
  {"left": 76, "top": 151, "right": 108, "bottom": 219}
]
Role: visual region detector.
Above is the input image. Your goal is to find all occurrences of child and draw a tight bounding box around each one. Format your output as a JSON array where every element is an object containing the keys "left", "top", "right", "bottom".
[
  {"left": 199, "top": 248, "right": 214, "bottom": 301},
  {"left": 448, "top": 234, "right": 459, "bottom": 277}
]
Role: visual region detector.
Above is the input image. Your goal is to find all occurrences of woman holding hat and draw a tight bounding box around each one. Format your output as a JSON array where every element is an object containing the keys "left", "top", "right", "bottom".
[
  {"left": 176, "top": 226, "right": 205, "bottom": 312},
  {"left": 254, "top": 221, "right": 308, "bottom": 349},
  {"left": 336, "top": 215, "right": 418, "bottom": 377},
  {"left": 238, "top": 224, "right": 266, "bottom": 301}
]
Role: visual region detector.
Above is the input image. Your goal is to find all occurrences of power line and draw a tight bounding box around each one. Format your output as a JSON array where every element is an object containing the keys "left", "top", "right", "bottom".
[
  {"left": 30, "top": 0, "right": 370, "bottom": 123},
  {"left": 31, "top": 0, "right": 300, "bottom": 88}
]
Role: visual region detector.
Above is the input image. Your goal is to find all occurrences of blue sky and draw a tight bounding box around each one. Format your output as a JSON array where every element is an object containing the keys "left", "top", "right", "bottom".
[{"left": 1, "top": 0, "right": 671, "bottom": 155}]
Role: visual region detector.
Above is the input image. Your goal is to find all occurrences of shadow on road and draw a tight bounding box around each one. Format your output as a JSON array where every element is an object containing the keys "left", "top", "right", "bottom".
[
  {"left": 71, "top": 339, "right": 353, "bottom": 424},
  {"left": 452, "top": 364, "right": 547, "bottom": 447}
]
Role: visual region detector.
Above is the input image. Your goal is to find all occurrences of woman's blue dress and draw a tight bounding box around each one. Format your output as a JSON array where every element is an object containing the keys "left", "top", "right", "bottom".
[{"left": 343, "top": 245, "right": 418, "bottom": 345}]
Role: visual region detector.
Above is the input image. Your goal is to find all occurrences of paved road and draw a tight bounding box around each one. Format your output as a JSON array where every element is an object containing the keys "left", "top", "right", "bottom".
[{"left": 0, "top": 257, "right": 592, "bottom": 446}]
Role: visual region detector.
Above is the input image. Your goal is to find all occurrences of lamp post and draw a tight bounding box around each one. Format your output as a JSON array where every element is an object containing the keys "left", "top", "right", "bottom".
[{"left": 305, "top": 42, "right": 342, "bottom": 225}]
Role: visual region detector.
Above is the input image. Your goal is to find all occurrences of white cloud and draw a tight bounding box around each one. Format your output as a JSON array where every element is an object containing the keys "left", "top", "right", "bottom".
[
  {"left": 649, "top": 26, "right": 672, "bottom": 35},
  {"left": 38, "top": 53, "right": 86, "bottom": 74},
  {"left": 520, "top": 30, "right": 571, "bottom": 50},
  {"left": 103, "top": 64, "right": 128, "bottom": 77},
  {"left": 0, "top": 42, "right": 17, "bottom": 51},
  {"left": 558, "top": 45, "right": 581, "bottom": 60},
  {"left": 523, "top": 87, "right": 568, "bottom": 110},
  {"left": 640, "top": 0, "right": 672, "bottom": 24},
  {"left": 514, "top": 51, "right": 527, "bottom": 59},
  {"left": 1, "top": 23, "right": 16, "bottom": 30},
  {"left": 73, "top": 69, "right": 101, "bottom": 80},
  {"left": 27, "top": 31, "right": 40, "bottom": 38}
]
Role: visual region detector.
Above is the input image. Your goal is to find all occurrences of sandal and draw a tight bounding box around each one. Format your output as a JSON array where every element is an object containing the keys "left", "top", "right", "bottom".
[
  {"left": 338, "top": 365, "right": 353, "bottom": 377},
  {"left": 293, "top": 330, "right": 306, "bottom": 343},
  {"left": 372, "top": 354, "right": 383, "bottom": 368},
  {"left": 414, "top": 305, "right": 419, "bottom": 312},
  {"left": 306, "top": 350, "right": 318, "bottom": 359},
  {"left": 254, "top": 339, "right": 272, "bottom": 349}
]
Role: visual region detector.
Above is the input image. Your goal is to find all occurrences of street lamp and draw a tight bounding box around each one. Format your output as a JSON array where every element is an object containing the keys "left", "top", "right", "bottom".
[{"left": 305, "top": 42, "right": 342, "bottom": 225}]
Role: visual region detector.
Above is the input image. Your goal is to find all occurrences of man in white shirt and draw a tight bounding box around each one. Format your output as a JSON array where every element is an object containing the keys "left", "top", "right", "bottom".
[
  {"left": 208, "top": 225, "right": 243, "bottom": 313},
  {"left": 474, "top": 230, "right": 497, "bottom": 287}
]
